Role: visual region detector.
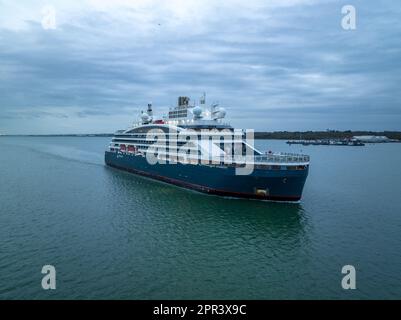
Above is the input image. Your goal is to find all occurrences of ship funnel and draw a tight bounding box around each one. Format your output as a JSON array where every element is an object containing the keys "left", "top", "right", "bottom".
[
  {"left": 178, "top": 96, "right": 190, "bottom": 107},
  {"left": 147, "top": 102, "right": 153, "bottom": 117}
]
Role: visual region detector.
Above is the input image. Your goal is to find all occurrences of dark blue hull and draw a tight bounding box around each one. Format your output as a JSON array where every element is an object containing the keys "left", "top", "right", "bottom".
[{"left": 105, "top": 151, "right": 308, "bottom": 202}]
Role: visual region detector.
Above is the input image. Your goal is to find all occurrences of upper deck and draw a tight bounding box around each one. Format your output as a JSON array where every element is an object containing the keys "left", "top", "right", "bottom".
[{"left": 109, "top": 95, "right": 310, "bottom": 167}]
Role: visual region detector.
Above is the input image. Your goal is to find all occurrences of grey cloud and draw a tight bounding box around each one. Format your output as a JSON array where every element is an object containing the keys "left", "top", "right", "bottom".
[{"left": 0, "top": 0, "right": 400, "bottom": 134}]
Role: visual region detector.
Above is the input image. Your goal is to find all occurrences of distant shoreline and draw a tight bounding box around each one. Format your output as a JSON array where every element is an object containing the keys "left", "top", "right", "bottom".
[
  {"left": 0, "top": 134, "right": 114, "bottom": 137},
  {"left": 254, "top": 131, "right": 401, "bottom": 140},
  {"left": 1, "top": 131, "right": 401, "bottom": 140}
]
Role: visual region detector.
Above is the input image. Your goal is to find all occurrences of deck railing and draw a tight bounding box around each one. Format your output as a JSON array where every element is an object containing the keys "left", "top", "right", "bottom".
[
  {"left": 253, "top": 152, "right": 310, "bottom": 163},
  {"left": 109, "top": 144, "right": 310, "bottom": 164},
  {"left": 218, "top": 153, "right": 308, "bottom": 164}
]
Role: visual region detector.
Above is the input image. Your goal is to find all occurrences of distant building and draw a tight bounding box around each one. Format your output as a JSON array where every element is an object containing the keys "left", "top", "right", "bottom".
[{"left": 352, "top": 135, "right": 390, "bottom": 143}]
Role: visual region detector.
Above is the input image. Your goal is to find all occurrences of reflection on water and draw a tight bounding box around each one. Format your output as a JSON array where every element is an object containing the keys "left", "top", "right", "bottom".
[
  {"left": 105, "top": 165, "right": 308, "bottom": 232},
  {"left": 101, "top": 166, "right": 312, "bottom": 299}
]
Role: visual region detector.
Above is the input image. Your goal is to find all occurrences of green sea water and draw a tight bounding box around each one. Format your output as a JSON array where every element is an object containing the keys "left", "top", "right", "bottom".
[{"left": 0, "top": 137, "right": 401, "bottom": 299}]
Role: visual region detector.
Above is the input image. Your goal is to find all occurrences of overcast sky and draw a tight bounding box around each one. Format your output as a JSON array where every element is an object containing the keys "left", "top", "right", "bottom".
[{"left": 0, "top": 0, "right": 400, "bottom": 134}]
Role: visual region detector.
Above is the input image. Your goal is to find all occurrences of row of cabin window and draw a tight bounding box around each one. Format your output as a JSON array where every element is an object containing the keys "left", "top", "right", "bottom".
[
  {"left": 114, "top": 140, "right": 189, "bottom": 146},
  {"left": 114, "top": 141, "right": 246, "bottom": 155},
  {"left": 169, "top": 110, "right": 187, "bottom": 116},
  {"left": 115, "top": 143, "right": 201, "bottom": 154},
  {"left": 116, "top": 134, "right": 239, "bottom": 140}
]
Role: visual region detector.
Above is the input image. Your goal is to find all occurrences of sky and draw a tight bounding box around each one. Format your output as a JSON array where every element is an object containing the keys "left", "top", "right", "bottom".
[{"left": 0, "top": 0, "right": 400, "bottom": 134}]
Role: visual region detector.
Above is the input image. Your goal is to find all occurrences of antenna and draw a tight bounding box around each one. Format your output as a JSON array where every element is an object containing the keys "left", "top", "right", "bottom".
[{"left": 200, "top": 92, "right": 206, "bottom": 105}]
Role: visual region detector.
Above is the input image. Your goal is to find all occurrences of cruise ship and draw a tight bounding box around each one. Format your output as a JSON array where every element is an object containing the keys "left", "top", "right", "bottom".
[{"left": 105, "top": 96, "right": 310, "bottom": 202}]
